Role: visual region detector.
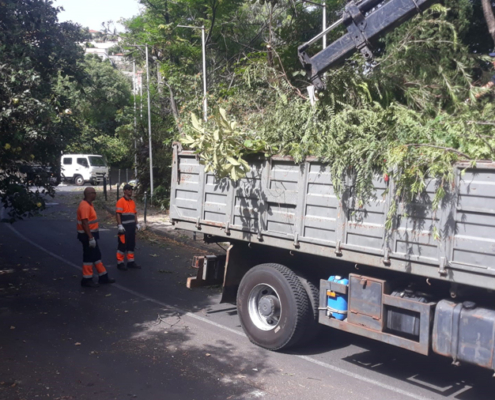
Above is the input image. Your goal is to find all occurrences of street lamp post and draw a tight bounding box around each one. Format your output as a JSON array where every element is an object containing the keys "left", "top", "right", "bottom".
[
  {"left": 145, "top": 45, "right": 153, "bottom": 199},
  {"left": 303, "top": 1, "right": 328, "bottom": 105},
  {"left": 323, "top": 2, "right": 326, "bottom": 49},
  {"left": 133, "top": 61, "right": 137, "bottom": 178},
  {"left": 177, "top": 25, "right": 207, "bottom": 122},
  {"left": 127, "top": 44, "right": 154, "bottom": 199}
]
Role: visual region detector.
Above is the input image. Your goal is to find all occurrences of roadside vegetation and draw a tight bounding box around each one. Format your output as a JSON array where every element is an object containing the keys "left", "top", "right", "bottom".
[{"left": 1, "top": 0, "right": 495, "bottom": 221}]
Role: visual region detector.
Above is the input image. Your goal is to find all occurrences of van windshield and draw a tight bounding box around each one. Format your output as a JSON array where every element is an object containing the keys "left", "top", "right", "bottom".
[{"left": 88, "top": 157, "right": 107, "bottom": 167}]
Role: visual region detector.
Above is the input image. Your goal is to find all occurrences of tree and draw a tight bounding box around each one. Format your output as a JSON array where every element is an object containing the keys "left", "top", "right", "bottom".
[
  {"left": 0, "top": 0, "right": 87, "bottom": 221},
  {"left": 65, "top": 54, "right": 132, "bottom": 166}
]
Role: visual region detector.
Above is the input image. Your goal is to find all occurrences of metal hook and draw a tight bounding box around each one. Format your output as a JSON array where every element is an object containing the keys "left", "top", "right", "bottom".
[
  {"left": 426, "top": 278, "right": 431, "bottom": 286},
  {"left": 355, "top": 263, "right": 359, "bottom": 270}
]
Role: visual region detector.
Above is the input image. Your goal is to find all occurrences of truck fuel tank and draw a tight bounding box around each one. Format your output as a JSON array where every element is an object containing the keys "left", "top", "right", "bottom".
[{"left": 432, "top": 300, "right": 495, "bottom": 371}]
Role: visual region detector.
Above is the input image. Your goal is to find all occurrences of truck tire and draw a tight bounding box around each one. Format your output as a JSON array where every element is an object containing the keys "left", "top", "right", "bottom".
[
  {"left": 74, "top": 175, "right": 84, "bottom": 186},
  {"left": 237, "top": 263, "right": 312, "bottom": 351},
  {"left": 297, "top": 275, "right": 321, "bottom": 343}
]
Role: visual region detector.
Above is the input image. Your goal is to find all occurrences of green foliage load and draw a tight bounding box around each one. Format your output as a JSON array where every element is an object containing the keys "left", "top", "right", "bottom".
[{"left": 181, "top": 4, "right": 495, "bottom": 219}]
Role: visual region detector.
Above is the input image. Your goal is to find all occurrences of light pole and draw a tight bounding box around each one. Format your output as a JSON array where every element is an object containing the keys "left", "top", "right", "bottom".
[
  {"left": 303, "top": 1, "right": 328, "bottom": 105},
  {"left": 127, "top": 44, "right": 154, "bottom": 199},
  {"left": 177, "top": 25, "right": 207, "bottom": 122},
  {"left": 133, "top": 61, "right": 137, "bottom": 178},
  {"left": 145, "top": 45, "right": 153, "bottom": 199},
  {"left": 303, "top": 0, "right": 327, "bottom": 49}
]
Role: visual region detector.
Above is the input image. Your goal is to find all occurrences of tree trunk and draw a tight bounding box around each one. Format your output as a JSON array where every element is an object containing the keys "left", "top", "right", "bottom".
[
  {"left": 482, "top": 0, "right": 495, "bottom": 47},
  {"left": 166, "top": 82, "right": 182, "bottom": 136}
]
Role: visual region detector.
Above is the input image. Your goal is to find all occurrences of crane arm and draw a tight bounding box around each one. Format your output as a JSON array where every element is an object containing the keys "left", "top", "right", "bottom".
[{"left": 298, "top": 0, "right": 437, "bottom": 89}]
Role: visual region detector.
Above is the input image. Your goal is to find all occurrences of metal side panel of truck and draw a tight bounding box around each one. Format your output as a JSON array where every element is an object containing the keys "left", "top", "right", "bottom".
[{"left": 170, "top": 145, "right": 495, "bottom": 372}]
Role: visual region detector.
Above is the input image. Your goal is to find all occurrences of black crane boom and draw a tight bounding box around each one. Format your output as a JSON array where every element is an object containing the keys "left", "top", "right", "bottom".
[{"left": 298, "top": 0, "right": 437, "bottom": 89}]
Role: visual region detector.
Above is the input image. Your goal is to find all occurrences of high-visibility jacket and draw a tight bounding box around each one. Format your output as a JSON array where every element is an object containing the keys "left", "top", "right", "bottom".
[
  {"left": 77, "top": 200, "right": 99, "bottom": 239},
  {"left": 116, "top": 197, "right": 137, "bottom": 226}
]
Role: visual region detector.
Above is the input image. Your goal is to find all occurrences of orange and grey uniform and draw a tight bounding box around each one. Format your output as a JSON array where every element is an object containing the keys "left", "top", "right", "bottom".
[
  {"left": 77, "top": 200, "right": 108, "bottom": 279},
  {"left": 116, "top": 197, "right": 137, "bottom": 265}
]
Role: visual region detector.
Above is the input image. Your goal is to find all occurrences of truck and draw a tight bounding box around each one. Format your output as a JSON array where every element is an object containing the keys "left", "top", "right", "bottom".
[
  {"left": 170, "top": 0, "right": 495, "bottom": 373},
  {"left": 60, "top": 154, "right": 109, "bottom": 186}
]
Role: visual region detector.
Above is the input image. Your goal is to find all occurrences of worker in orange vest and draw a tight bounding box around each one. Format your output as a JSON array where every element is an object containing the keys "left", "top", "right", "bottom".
[
  {"left": 115, "top": 184, "right": 142, "bottom": 270},
  {"left": 77, "top": 187, "right": 115, "bottom": 288}
]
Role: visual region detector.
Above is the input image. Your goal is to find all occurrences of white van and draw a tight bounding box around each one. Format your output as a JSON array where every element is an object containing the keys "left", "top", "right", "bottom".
[{"left": 61, "top": 154, "right": 109, "bottom": 186}]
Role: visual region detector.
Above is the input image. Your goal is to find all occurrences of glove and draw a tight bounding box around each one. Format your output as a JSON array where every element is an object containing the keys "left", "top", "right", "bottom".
[
  {"left": 118, "top": 224, "right": 126, "bottom": 234},
  {"left": 136, "top": 223, "right": 141, "bottom": 231},
  {"left": 89, "top": 237, "right": 96, "bottom": 248}
]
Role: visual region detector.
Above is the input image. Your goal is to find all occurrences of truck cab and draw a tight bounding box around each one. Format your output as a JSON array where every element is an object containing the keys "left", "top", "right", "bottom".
[{"left": 60, "top": 154, "right": 108, "bottom": 186}]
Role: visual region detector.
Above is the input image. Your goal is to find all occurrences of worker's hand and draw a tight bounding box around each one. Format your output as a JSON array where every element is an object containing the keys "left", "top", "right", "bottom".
[
  {"left": 118, "top": 224, "right": 126, "bottom": 234},
  {"left": 136, "top": 223, "right": 141, "bottom": 231},
  {"left": 89, "top": 237, "right": 96, "bottom": 248}
]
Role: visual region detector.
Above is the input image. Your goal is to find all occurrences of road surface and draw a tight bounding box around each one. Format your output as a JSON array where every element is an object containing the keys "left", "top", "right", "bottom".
[{"left": 1, "top": 186, "right": 494, "bottom": 399}]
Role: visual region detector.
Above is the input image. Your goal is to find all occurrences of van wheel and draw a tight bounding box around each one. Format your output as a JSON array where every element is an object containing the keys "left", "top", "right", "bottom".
[
  {"left": 237, "top": 263, "right": 311, "bottom": 351},
  {"left": 74, "top": 175, "right": 84, "bottom": 186}
]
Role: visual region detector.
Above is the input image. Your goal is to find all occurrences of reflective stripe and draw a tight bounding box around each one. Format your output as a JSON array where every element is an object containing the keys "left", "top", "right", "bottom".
[
  {"left": 83, "top": 274, "right": 93, "bottom": 278},
  {"left": 83, "top": 262, "right": 93, "bottom": 266},
  {"left": 122, "top": 212, "right": 135, "bottom": 216},
  {"left": 88, "top": 219, "right": 98, "bottom": 224},
  {"left": 122, "top": 220, "right": 135, "bottom": 225},
  {"left": 128, "top": 252, "right": 134, "bottom": 255},
  {"left": 116, "top": 207, "right": 124, "bottom": 211},
  {"left": 98, "top": 271, "right": 107, "bottom": 276},
  {"left": 77, "top": 230, "right": 85, "bottom": 233},
  {"left": 117, "top": 250, "right": 124, "bottom": 255},
  {"left": 90, "top": 229, "right": 99, "bottom": 232},
  {"left": 94, "top": 260, "right": 102, "bottom": 265}
]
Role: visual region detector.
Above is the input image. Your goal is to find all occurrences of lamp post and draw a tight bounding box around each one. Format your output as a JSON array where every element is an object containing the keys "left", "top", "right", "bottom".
[
  {"left": 302, "top": 1, "right": 327, "bottom": 49},
  {"left": 133, "top": 61, "right": 137, "bottom": 178},
  {"left": 127, "top": 44, "right": 154, "bottom": 199},
  {"left": 303, "top": 1, "right": 328, "bottom": 105},
  {"left": 177, "top": 25, "right": 207, "bottom": 122}
]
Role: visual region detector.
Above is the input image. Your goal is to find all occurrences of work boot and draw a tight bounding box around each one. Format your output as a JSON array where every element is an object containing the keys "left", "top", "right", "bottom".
[
  {"left": 98, "top": 274, "right": 116, "bottom": 284},
  {"left": 117, "top": 263, "right": 128, "bottom": 271},
  {"left": 81, "top": 278, "right": 99, "bottom": 288},
  {"left": 127, "top": 261, "right": 141, "bottom": 269}
]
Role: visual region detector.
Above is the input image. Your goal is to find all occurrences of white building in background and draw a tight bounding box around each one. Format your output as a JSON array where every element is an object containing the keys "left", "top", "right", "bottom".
[
  {"left": 82, "top": 31, "right": 138, "bottom": 82},
  {"left": 85, "top": 47, "right": 109, "bottom": 60}
]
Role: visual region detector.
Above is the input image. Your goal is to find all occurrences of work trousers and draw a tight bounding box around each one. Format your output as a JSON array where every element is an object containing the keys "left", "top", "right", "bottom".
[
  {"left": 117, "top": 223, "right": 136, "bottom": 265},
  {"left": 79, "top": 235, "right": 107, "bottom": 278}
]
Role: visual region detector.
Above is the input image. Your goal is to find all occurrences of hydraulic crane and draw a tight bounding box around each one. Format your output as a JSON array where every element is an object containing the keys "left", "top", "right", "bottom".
[{"left": 298, "top": 0, "right": 437, "bottom": 89}]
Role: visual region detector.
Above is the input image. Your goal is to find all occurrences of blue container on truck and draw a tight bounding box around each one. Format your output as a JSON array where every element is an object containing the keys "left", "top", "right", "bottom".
[{"left": 327, "top": 276, "right": 349, "bottom": 321}]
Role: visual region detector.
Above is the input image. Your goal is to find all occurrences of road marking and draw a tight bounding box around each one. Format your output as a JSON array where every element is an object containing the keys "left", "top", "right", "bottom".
[{"left": 7, "top": 223, "right": 432, "bottom": 400}]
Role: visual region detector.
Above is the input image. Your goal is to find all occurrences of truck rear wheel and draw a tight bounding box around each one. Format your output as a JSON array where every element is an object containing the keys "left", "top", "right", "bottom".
[
  {"left": 297, "top": 275, "right": 321, "bottom": 343},
  {"left": 237, "top": 263, "right": 312, "bottom": 351},
  {"left": 74, "top": 175, "right": 84, "bottom": 186}
]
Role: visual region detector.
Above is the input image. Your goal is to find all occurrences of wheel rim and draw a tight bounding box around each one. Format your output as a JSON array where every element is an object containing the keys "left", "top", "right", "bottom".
[
  {"left": 248, "top": 284, "right": 282, "bottom": 331},
  {"left": 76, "top": 176, "right": 83, "bottom": 185}
]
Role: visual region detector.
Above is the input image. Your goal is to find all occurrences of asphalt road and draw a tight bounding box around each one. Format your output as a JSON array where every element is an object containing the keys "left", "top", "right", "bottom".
[{"left": 1, "top": 186, "right": 494, "bottom": 400}]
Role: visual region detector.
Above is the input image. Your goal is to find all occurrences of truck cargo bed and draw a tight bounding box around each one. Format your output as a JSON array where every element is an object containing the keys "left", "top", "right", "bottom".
[{"left": 170, "top": 146, "right": 495, "bottom": 290}]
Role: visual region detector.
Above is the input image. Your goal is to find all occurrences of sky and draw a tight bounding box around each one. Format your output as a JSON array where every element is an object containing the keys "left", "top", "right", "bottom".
[{"left": 55, "top": 0, "right": 142, "bottom": 32}]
